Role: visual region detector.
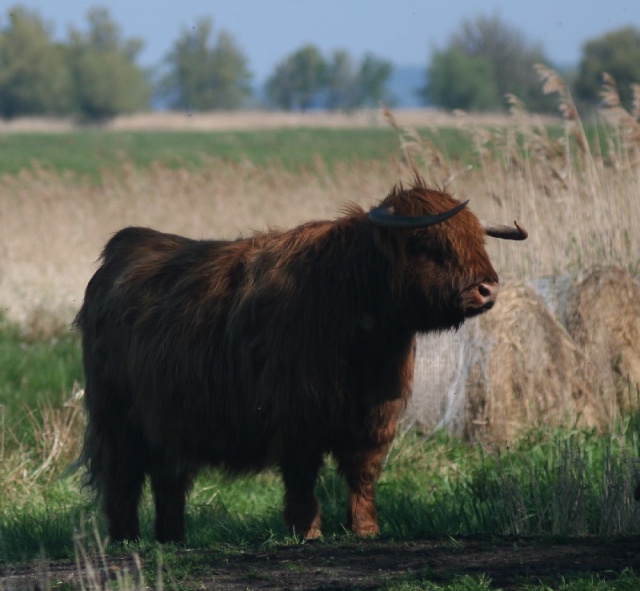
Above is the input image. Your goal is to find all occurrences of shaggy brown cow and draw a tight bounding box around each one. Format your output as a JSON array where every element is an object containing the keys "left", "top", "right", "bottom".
[{"left": 75, "top": 176, "right": 527, "bottom": 543}]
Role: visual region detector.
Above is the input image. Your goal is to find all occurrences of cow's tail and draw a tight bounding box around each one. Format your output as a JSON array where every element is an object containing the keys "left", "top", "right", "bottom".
[
  {"left": 72, "top": 303, "right": 106, "bottom": 495},
  {"left": 78, "top": 417, "right": 106, "bottom": 493}
]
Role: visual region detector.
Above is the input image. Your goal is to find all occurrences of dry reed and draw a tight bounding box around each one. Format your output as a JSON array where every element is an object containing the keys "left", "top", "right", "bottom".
[
  {"left": 0, "top": 158, "right": 397, "bottom": 333},
  {"left": 1, "top": 67, "right": 639, "bottom": 451},
  {"left": 1, "top": 70, "right": 639, "bottom": 335}
]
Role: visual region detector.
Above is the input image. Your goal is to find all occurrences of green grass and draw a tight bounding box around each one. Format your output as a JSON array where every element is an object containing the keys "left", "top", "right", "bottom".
[
  {"left": 0, "top": 123, "right": 618, "bottom": 189},
  {"left": 0, "top": 127, "right": 481, "bottom": 180},
  {"left": 1, "top": 321, "right": 639, "bottom": 553},
  {"left": 0, "top": 323, "right": 82, "bottom": 445},
  {"left": 1, "top": 298, "right": 639, "bottom": 589},
  {"left": 3, "top": 410, "right": 640, "bottom": 558},
  {"left": 380, "top": 572, "right": 640, "bottom": 590}
]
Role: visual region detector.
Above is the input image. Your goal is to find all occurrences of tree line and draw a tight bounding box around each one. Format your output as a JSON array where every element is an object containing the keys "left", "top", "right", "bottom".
[{"left": 1, "top": 5, "right": 639, "bottom": 122}]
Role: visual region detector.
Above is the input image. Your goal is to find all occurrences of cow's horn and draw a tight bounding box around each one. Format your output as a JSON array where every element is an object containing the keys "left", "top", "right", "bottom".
[
  {"left": 368, "top": 200, "right": 469, "bottom": 229},
  {"left": 482, "top": 220, "right": 528, "bottom": 240}
]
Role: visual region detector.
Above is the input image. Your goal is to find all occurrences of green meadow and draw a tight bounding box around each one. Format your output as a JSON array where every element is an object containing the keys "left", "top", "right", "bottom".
[{"left": 0, "top": 125, "right": 524, "bottom": 180}]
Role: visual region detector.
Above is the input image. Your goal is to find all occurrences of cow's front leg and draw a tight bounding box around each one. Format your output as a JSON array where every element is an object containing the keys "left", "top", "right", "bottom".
[{"left": 338, "top": 446, "right": 390, "bottom": 536}]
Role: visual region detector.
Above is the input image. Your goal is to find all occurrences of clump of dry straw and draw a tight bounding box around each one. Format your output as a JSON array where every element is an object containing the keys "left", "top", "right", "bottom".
[
  {"left": 409, "top": 282, "right": 609, "bottom": 445},
  {"left": 563, "top": 266, "right": 640, "bottom": 415}
]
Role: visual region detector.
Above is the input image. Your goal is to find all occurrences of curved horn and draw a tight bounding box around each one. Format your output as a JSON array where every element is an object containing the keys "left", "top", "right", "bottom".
[
  {"left": 368, "top": 200, "right": 469, "bottom": 229},
  {"left": 482, "top": 220, "right": 528, "bottom": 240}
]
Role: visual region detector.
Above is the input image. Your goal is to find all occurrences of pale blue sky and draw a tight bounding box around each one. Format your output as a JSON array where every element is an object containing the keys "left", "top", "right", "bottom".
[{"left": 9, "top": 0, "right": 640, "bottom": 81}]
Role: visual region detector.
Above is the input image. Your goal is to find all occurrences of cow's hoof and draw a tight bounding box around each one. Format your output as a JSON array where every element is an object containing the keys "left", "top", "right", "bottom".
[
  {"left": 303, "top": 527, "right": 323, "bottom": 540},
  {"left": 351, "top": 522, "right": 379, "bottom": 537}
]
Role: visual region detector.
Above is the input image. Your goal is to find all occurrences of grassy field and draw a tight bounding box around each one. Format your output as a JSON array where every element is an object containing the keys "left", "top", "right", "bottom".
[
  {"left": 0, "top": 128, "right": 397, "bottom": 178},
  {"left": 2, "top": 339, "right": 640, "bottom": 588},
  {"left": 2, "top": 73, "right": 640, "bottom": 589},
  {"left": 0, "top": 125, "right": 494, "bottom": 182}
]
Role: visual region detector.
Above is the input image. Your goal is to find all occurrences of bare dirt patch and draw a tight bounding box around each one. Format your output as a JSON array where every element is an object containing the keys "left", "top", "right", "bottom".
[{"left": 3, "top": 536, "right": 640, "bottom": 590}]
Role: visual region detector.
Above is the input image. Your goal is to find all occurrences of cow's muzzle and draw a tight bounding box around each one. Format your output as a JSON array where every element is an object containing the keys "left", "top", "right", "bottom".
[{"left": 463, "top": 280, "right": 499, "bottom": 315}]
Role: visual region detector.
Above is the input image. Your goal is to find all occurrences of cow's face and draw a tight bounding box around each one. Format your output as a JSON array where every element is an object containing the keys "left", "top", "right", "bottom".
[
  {"left": 370, "top": 183, "right": 502, "bottom": 332},
  {"left": 404, "top": 200, "right": 499, "bottom": 331}
]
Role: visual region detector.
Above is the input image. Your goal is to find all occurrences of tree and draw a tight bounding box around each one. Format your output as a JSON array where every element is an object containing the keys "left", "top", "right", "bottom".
[
  {"left": 423, "top": 13, "right": 553, "bottom": 112},
  {"left": 67, "top": 7, "right": 150, "bottom": 121},
  {"left": 325, "top": 49, "right": 357, "bottom": 110},
  {"left": 425, "top": 47, "right": 499, "bottom": 111},
  {"left": 268, "top": 47, "right": 392, "bottom": 112},
  {"left": 575, "top": 27, "right": 640, "bottom": 110},
  {"left": 0, "top": 6, "right": 71, "bottom": 118},
  {"left": 353, "top": 53, "right": 393, "bottom": 108},
  {"left": 162, "top": 17, "right": 252, "bottom": 111},
  {"left": 266, "top": 45, "right": 327, "bottom": 111}
]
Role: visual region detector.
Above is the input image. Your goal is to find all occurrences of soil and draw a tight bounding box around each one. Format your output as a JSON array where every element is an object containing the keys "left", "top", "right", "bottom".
[{"left": 3, "top": 535, "right": 640, "bottom": 590}]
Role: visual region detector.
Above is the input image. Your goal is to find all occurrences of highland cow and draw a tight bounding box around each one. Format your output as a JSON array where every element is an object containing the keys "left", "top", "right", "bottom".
[{"left": 75, "top": 176, "right": 527, "bottom": 543}]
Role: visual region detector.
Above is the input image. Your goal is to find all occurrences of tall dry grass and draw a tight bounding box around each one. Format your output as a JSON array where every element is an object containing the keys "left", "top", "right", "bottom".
[
  {"left": 0, "top": 67, "right": 639, "bottom": 339},
  {"left": 0, "top": 158, "right": 398, "bottom": 335},
  {"left": 0, "top": 385, "right": 84, "bottom": 509},
  {"left": 430, "top": 75, "right": 636, "bottom": 274}
]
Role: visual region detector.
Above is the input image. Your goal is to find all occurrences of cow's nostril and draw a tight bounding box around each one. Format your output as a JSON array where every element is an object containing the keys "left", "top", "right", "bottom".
[{"left": 476, "top": 281, "right": 498, "bottom": 306}]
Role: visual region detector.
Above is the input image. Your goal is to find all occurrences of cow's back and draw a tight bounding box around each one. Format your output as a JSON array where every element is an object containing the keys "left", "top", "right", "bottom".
[{"left": 76, "top": 227, "right": 283, "bottom": 472}]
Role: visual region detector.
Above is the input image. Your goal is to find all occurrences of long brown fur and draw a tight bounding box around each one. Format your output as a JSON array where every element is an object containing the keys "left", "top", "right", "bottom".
[{"left": 75, "top": 178, "right": 500, "bottom": 543}]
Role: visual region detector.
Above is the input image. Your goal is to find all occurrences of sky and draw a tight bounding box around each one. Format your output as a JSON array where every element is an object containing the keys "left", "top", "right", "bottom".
[{"left": 9, "top": 0, "right": 640, "bottom": 81}]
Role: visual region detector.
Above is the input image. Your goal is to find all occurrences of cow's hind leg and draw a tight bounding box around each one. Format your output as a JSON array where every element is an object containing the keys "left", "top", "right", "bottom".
[
  {"left": 100, "top": 426, "right": 148, "bottom": 543},
  {"left": 280, "top": 454, "right": 323, "bottom": 539},
  {"left": 149, "top": 455, "right": 194, "bottom": 543}
]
